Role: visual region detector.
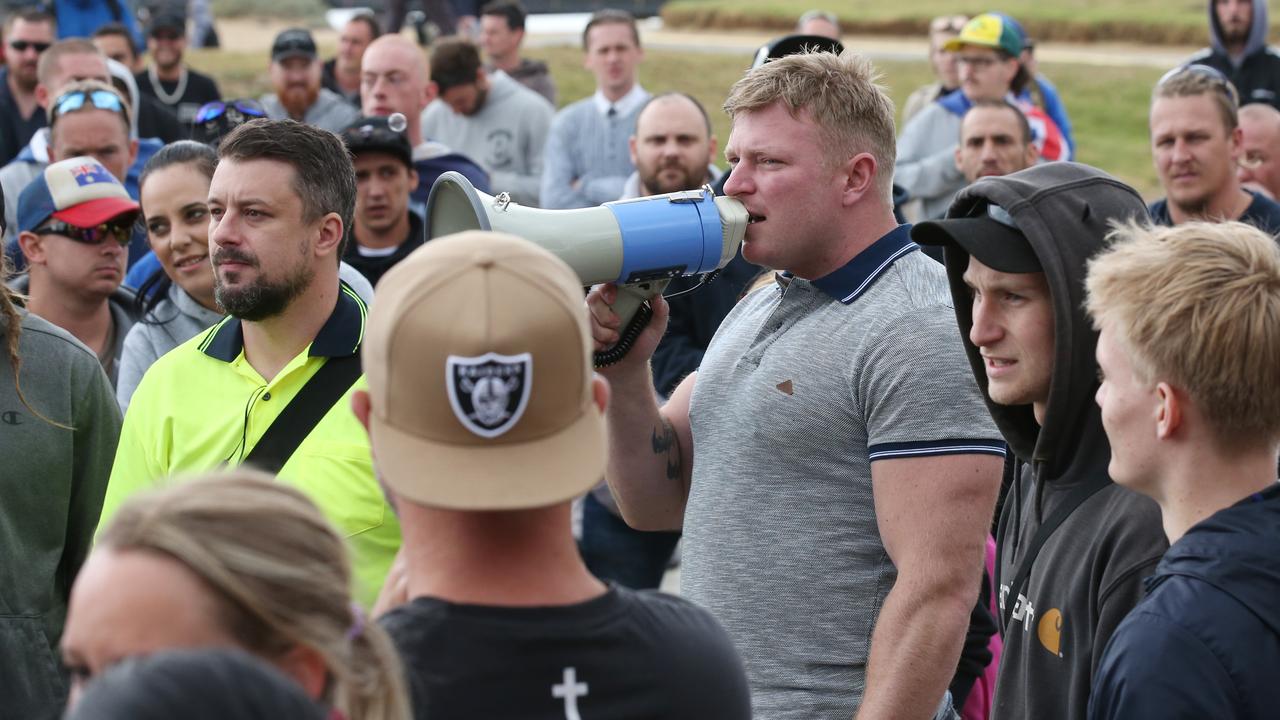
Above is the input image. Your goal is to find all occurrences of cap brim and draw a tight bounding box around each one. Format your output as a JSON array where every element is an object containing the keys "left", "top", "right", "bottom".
[
  {"left": 273, "top": 50, "right": 316, "bottom": 62},
  {"left": 369, "top": 403, "right": 607, "bottom": 511},
  {"left": 911, "top": 217, "right": 1041, "bottom": 273},
  {"left": 52, "top": 197, "right": 140, "bottom": 228}
]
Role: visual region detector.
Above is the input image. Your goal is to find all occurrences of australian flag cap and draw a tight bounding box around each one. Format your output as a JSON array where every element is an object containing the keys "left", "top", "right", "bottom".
[{"left": 18, "top": 156, "right": 139, "bottom": 233}]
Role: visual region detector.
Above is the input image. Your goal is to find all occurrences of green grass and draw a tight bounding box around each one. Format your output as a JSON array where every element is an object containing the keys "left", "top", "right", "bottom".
[
  {"left": 188, "top": 43, "right": 1164, "bottom": 197},
  {"left": 663, "top": 0, "right": 1231, "bottom": 45}
]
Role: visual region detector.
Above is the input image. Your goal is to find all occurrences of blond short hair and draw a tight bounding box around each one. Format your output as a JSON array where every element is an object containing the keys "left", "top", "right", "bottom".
[
  {"left": 1153, "top": 66, "right": 1238, "bottom": 132},
  {"left": 97, "top": 472, "right": 410, "bottom": 720},
  {"left": 723, "top": 49, "right": 897, "bottom": 202},
  {"left": 1086, "top": 220, "right": 1280, "bottom": 449}
]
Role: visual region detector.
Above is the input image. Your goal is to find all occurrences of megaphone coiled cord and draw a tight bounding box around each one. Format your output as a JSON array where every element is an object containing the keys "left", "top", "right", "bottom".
[
  {"left": 592, "top": 270, "right": 723, "bottom": 368},
  {"left": 594, "top": 301, "right": 654, "bottom": 368}
]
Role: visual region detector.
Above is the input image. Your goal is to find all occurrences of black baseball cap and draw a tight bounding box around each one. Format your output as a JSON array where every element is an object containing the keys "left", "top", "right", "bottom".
[
  {"left": 340, "top": 116, "right": 413, "bottom": 169},
  {"left": 911, "top": 204, "right": 1042, "bottom": 273},
  {"left": 148, "top": 11, "right": 186, "bottom": 37},
  {"left": 271, "top": 28, "right": 317, "bottom": 62},
  {"left": 751, "top": 34, "right": 845, "bottom": 69}
]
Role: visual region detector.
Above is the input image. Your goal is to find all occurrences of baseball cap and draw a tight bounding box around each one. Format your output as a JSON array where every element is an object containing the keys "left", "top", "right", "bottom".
[
  {"left": 18, "top": 156, "right": 139, "bottom": 233},
  {"left": 911, "top": 203, "right": 1042, "bottom": 273},
  {"left": 751, "top": 34, "right": 845, "bottom": 70},
  {"left": 147, "top": 11, "right": 186, "bottom": 37},
  {"left": 339, "top": 116, "right": 413, "bottom": 169},
  {"left": 271, "top": 28, "right": 317, "bottom": 63},
  {"left": 943, "top": 13, "right": 1024, "bottom": 57},
  {"left": 362, "top": 231, "right": 606, "bottom": 511}
]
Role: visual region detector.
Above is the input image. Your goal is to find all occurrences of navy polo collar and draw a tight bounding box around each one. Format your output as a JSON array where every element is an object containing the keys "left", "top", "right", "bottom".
[
  {"left": 811, "top": 224, "right": 919, "bottom": 304},
  {"left": 198, "top": 280, "right": 368, "bottom": 362}
]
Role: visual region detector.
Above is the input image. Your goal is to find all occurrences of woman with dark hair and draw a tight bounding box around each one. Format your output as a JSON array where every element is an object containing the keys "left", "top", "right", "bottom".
[{"left": 116, "top": 140, "right": 222, "bottom": 412}]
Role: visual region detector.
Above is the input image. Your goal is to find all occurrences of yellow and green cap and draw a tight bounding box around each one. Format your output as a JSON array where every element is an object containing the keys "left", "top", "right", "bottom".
[{"left": 943, "top": 13, "right": 1024, "bottom": 57}]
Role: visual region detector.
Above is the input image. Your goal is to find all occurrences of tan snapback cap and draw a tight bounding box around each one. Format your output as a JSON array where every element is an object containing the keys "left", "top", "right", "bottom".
[{"left": 362, "top": 230, "right": 606, "bottom": 510}]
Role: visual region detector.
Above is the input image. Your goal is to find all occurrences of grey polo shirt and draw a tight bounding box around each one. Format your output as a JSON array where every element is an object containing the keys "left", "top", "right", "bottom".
[{"left": 684, "top": 224, "right": 1003, "bottom": 719}]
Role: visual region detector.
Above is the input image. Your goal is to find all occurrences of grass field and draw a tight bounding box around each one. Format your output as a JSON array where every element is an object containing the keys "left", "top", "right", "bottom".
[
  {"left": 188, "top": 43, "right": 1164, "bottom": 197},
  {"left": 663, "top": 0, "right": 1236, "bottom": 45}
]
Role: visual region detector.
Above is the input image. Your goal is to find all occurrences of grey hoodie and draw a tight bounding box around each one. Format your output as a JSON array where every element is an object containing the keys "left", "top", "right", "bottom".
[
  {"left": 921, "top": 163, "right": 1170, "bottom": 720},
  {"left": 1190, "top": 0, "right": 1280, "bottom": 108}
]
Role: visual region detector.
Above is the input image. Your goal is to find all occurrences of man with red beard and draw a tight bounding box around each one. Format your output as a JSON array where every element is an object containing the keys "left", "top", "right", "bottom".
[{"left": 259, "top": 29, "right": 359, "bottom": 134}]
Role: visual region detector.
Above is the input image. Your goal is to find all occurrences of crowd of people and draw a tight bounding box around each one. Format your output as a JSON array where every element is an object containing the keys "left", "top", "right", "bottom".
[{"left": 3, "top": 0, "right": 1279, "bottom": 718}]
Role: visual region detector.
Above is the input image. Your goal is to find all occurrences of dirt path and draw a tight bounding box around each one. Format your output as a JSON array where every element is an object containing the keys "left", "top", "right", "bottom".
[{"left": 216, "top": 17, "right": 1197, "bottom": 69}]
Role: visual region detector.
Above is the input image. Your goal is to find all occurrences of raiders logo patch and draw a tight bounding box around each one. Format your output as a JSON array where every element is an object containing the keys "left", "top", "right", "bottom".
[{"left": 446, "top": 353, "right": 533, "bottom": 438}]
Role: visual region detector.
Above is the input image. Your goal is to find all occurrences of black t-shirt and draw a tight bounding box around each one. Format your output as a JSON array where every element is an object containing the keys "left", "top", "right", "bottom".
[
  {"left": 134, "top": 67, "right": 221, "bottom": 126},
  {"left": 1148, "top": 191, "right": 1280, "bottom": 237},
  {"left": 380, "top": 585, "right": 752, "bottom": 720},
  {"left": 342, "top": 211, "right": 424, "bottom": 287}
]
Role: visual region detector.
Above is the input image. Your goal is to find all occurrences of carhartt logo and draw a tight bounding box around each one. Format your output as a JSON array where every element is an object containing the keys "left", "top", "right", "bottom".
[
  {"left": 1, "top": 410, "right": 21, "bottom": 425},
  {"left": 446, "top": 352, "right": 532, "bottom": 438},
  {"left": 1038, "top": 608, "right": 1064, "bottom": 657},
  {"left": 776, "top": 380, "right": 794, "bottom": 395}
]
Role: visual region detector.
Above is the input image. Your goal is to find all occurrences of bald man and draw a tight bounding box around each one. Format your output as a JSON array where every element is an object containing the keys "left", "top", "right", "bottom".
[
  {"left": 360, "top": 34, "right": 490, "bottom": 209},
  {"left": 1238, "top": 102, "right": 1280, "bottom": 199}
]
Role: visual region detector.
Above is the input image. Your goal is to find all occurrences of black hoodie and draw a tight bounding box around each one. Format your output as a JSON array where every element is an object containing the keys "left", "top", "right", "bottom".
[
  {"left": 932, "top": 163, "right": 1169, "bottom": 720},
  {"left": 1190, "top": 0, "right": 1280, "bottom": 109}
]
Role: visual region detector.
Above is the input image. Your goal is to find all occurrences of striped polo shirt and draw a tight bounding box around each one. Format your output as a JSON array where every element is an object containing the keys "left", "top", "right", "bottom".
[{"left": 684, "top": 224, "right": 1003, "bottom": 718}]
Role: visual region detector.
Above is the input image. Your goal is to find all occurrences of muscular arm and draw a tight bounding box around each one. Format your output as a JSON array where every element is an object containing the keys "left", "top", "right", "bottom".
[
  {"left": 604, "top": 368, "right": 695, "bottom": 531},
  {"left": 589, "top": 284, "right": 694, "bottom": 531},
  {"left": 857, "top": 453, "right": 1002, "bottom": 720}
]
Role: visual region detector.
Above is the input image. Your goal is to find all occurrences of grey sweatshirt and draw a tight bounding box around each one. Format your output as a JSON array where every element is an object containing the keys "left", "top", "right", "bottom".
[
  {"left": 116, "top": 283, "right": 221, "bottom": 413},
  {"left": 421, "top": 71, "right": 553, "bottom": 206},
  {"left": 0, "top": 308, "right": 121, "bottom": 719}
]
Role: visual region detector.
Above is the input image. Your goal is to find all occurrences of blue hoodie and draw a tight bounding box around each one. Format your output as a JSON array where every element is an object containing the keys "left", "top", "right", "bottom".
[{"left": 1089, "top": 484, "right": 1280, "bottom": 719}]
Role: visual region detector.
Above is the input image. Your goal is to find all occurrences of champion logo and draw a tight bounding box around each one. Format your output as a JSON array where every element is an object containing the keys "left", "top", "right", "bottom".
[
  {"left": 70, "top": 163, "right": 113, "bottom": 187},
  {"left": 446, "top": 352, "right": 532, "bottom": 438}
]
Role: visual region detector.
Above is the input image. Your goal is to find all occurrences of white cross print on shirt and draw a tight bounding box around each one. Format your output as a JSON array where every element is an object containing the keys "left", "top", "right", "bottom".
[{"left": 552, "top": 666, "right": 588, "bottom": 720}]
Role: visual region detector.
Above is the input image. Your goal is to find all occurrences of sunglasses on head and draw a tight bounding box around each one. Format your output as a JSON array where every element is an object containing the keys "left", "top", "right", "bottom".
[
  {"left": 35, "top": 220, "right": 133, "bottom": 247},
  {"left": 193, "top": 99, "right": 267, "bottom": 125},
  {"left": 9, "top": 40, "right": 51, "bottom": 53},
  {"left": 52, "top": 90, "right": 126, "bottom": 122},
  {"left": 1157, "top": 63, "right": 1240, "bottom": 106}
]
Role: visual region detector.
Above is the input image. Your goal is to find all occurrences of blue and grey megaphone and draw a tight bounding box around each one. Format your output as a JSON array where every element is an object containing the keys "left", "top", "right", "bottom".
[{"left": 426, "top": 171, "right": 748, "bottom": 365}]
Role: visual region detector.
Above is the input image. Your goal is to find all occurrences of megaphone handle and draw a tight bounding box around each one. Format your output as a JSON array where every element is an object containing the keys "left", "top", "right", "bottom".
[{"left": 593, "top": 280, "right": 669, "bottom": 368}]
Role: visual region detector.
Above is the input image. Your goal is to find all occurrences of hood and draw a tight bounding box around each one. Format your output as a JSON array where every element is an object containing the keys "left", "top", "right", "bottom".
[
  {"left": 105, "top": 58, "right": 141, "bottom": 140},
  {"left": 1209, "top": 0, "right": 1269, "bottom": 63},
  {"left": 1154, "top": 488, "right": 1280, "bottom": 635},
  {"left": 508, "top": 58, "right": 550, "bottom": 81},
  {"left": 933, "top": 162, "right": 1149, "bottom": 478}
]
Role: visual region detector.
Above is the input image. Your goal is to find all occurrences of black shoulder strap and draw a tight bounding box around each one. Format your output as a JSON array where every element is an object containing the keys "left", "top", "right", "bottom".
[
  {"left": 999, "top": 472, "right": 1111, "bottom": 630},
  {"left": 243, "top": 353, "right": 362, "bottom": 475}
]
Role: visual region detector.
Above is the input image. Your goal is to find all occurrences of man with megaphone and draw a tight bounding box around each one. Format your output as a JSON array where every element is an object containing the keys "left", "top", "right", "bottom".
[{"left": 588, "top": 50, "right": 1005, "bottom": 720}]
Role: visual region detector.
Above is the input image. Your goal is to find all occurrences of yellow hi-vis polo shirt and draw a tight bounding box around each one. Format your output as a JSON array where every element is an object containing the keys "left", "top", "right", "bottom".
[{"left": 103, "top": 283, "right": 400, "bottom": 606}]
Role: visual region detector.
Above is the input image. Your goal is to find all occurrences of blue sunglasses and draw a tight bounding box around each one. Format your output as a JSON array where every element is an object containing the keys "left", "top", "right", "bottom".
[
  {"left": 194, "top": 99, "right": 267, "bottom": 125},
  {"left": 52, "top": 89, "right": 126, "bottom": 122}
]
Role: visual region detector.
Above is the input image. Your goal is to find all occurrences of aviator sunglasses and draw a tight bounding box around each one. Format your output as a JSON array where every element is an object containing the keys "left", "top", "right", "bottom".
[{"left": 51, "top": 89, "right": 126, "bottom": 122}]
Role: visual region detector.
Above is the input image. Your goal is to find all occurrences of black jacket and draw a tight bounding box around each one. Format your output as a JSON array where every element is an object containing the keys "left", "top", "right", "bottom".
[
  {"left": 930, "top": 163, "right": 1169, "bottom": 720},
  {"left": 1089, "top": 485, "right": 1280, "bottom": 719},
  {"left": 1191, "top": 0, "right": 1280, "bottom": 109}
]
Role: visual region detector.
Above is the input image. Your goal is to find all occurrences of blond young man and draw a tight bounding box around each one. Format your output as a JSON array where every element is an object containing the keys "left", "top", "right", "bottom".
[
  {"left": 588, "top": 50, "right": 1003, "bottom": 719},
  {"left": 1086, "top": 220, "right": 1280, "bottom": 719}
]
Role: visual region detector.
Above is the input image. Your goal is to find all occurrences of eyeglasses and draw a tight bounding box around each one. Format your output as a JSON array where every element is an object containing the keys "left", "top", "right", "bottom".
[
  {"left": 1157, "top": 63, "right": 1240, "bottom": 107},
  {"left": 193, "top": 99, "right": 267, "bottom": 125},
  {"left": 34, "top": 220, "right": 133, "bottom": 247},
  {"left": 51, "top": 89, "right": 127, "bottom": 122},
  {"left": 8, "top": 40, "right": 51, "bottom": 53},
  {"left": 1240, "top": 150, "right": 1269, "bottom": 170},
  {"left": 956, "top": 54, "right": 1001, "bottom": 69}
]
